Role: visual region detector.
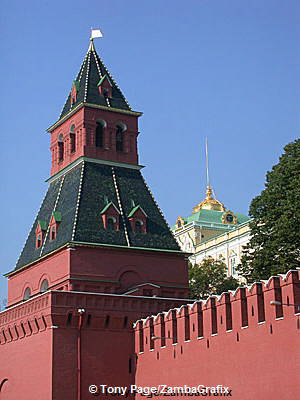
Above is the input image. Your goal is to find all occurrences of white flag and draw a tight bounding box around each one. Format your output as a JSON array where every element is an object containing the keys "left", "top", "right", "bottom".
[{"left": 91, "top": 29, "right": 103, "bottom": 39}]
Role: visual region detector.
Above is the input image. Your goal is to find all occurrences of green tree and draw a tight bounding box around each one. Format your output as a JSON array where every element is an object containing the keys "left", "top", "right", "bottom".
[
  {"left": 238, "top": 138, "right": 300, "bottom": 283},
  {"left": 189, "top": 258, "right": 239, "bottom": 299}
]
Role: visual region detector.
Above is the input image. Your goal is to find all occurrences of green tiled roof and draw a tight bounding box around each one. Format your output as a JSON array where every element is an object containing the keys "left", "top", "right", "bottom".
[
  {"left": 59, "top": 41, "right": 132, "bottom": 120},
  {"left": 171, "top": 209, "right": 250, "bottom": 231},
  {"left": 37, "top": 220, "right": 47, "bottom": 231},
  {"left": 100, "top": 201, "right": 119, "bottom": 214},
  {"left": 128, "top": 204, "right": 146, "bottom": 218},
  {"left": 73, "top": 80, "right": 80, "bottom": 92},
  {"left": 186, "top": 209, "right": 249, "bottom": 225},
  {"left": 52, "top": 211, "right": 62, "bottom": 222},
  {"left": 14, "top": 161, "right": 180, "bottom": 271},
  {"left": 97, "top": 74, "right": 112, "bottom": 87}
]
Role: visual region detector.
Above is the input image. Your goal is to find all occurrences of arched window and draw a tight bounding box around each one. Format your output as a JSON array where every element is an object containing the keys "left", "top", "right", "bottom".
[
  {"left": 23, "top": 287, "right": 31, "bottom": 300},
  {"left": 40, "top": 279, "right": 49, "bottom": 293},
  {"left": 116, "top": 125, "right": 124, "bottom": 152},
  {"left": 135, "top": 220, "right": 142, "bottom": 233},
  {"left": 70, "top": 125, "right": 76, "bottom": 153},
  {"left": 107, "top": 217, "right": 115, "bottom": 231},
  {"left": 58, "top": 134, "right": 64, "bottom": 162},
  {"left": 0, "top": 379, "right": 8, "bottom": 393},
  {"left": 96, "top": 121, "right": 106, "bottom": 147}
]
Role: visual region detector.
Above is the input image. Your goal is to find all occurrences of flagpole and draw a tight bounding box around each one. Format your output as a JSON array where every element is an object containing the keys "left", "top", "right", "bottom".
[{"left": 205, "top": 137, "right": 210, "bottom": 188}]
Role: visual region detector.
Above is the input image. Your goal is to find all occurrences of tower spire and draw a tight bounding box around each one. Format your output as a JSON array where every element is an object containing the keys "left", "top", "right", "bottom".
[
  {"left": 205, "top": 137, "right": 210, "bottom": 188},
  {"left": 55, "top": 31, "right": 136, "bottom": 123},
  {"left": 192, "top": 139, "right": 226, "bottom": 213}
]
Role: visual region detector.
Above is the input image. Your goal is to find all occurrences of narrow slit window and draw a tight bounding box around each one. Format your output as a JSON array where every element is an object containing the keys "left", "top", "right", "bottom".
[
  {"left": 135, "top": 220, "right": 142, "bottom": 233},
  {"left": 257, "top": 284, "right": 265, "bottom": 323},
  {"left": 241, "top": 288, "right": 248, "bottom": 327},
  {"left": 225, "top": 293, "right": 233, "bottom": 331},
  {"left": 149, "top": 318, "right": 154, "bottom": 350},
  {"left": 139, "top": 321, "right": 144, "bottom": 352},
  {"left": 184, "top": 307, "right": 190, "bottom": 341},
  {"left": 211, "top": 299, "right": 217, "bottom": 335},
  {"left": 107, "top": 217, "right": 115, "bottom": 231},
  {"left": 171, "top": 310, "right": 178, "bottom": 344},
  {"left": 70, "top": 125, "right": 76, "bottom": 153},
  {"left": 197, "top": 303, "right": 204, "bottom": 337},
  {"left": 160, "top": 314, "right": 166, "bottom": 347},
  {"left": 116, "top": 126, "right": 123, "bottom": 152},
  {"left": 58, "top": 134, "right": 64, "bottom": 162},
  {"left": 37, "top": 233, "right": 42, "bottom": 248},
  {"left": 50, "top": 226, "right": 56, "bottom": 241},
  {"left": 96, "top": 122, "right": 104, "bottom": 147}
]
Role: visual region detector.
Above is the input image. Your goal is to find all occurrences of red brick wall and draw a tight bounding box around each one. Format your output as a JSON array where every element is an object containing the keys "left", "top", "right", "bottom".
[
  {"left": 0, "top": 291, "right": 190, "bottom": 400},
  {"left": 7, "top": 246, "right": 189, "bottom": 307},
  {"left": 0, "top": 293, "right": 53, "bottom": 400},
  {"left": 7, "top": 248, "right": 70, "bottom": 306},
  {"left": 134, "top": 270, "right": 300, "bottom": 400},
  {"left": 50, "top": 106, "right": 140, "bottom": 176}
]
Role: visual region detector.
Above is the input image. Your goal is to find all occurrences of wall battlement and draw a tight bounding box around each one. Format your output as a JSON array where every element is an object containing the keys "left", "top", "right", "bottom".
[
  {"left": 0, "top": 290, "right": 190, "bottom": 345},
  {"left": 134, "top": 269, "right": 300, "bottom": 352},
  {"left": 133, "top": 269, "right": 300, "bottom": 400}
]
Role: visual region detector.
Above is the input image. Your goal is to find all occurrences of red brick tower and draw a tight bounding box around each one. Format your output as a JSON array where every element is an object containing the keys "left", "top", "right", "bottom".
[{"left": 0, "top": 39, "right": 189, "bottom": 400}]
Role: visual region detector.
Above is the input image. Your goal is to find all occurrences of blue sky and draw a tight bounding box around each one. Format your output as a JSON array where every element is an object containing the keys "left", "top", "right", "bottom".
[{"left": 0, "top": 0, "right": 299, "bottom": 300}]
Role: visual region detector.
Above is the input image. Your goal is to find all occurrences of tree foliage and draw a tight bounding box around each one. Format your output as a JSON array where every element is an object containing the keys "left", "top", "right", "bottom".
[
  {"left": 238, "top": 139, "right": 300, "bottom": 283},
  {"left": 189, "top": 258, "right": 239, "bottom": 299}
]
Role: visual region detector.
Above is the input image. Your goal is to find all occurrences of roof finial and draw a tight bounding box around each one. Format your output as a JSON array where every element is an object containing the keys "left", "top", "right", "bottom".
[{"left": 88, "top": 28, "right": 103, "bottom": 51}]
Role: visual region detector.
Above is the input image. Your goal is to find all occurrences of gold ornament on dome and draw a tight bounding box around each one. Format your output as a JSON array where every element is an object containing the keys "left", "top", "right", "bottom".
[
  {"left": 176, "top": 216, "right": 185, "bottom": 229},
  {"left": 192, "top": 186, "right": 225, "bottom": 214}
]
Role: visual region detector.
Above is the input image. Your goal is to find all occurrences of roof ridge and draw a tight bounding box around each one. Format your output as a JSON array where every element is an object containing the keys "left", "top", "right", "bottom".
[
  {"left": 90, "top": 49, "right": 111, "bottom": 107},
  {"left": 112, "top": 166, "right": 130, "bottom": 246},
  {"left": 59, "top": 52, "right": 89, "bottom": 119},
  {"left": 14, "top": 187, "right": 50, "bottom": 269},
  {"left": 140, "top": 173, "right": 177, "bottom": 239},
  {"left": 95, "top": 50, "right": 132, "bottom": 111},
  {"left": 40, "top": 175, "right": 65, "bottom": 256},
  {"left": 71, "top": 161, "right": 85, "bottom": 241},
  {"left": 83, "top": 51, "right": 92, "bottom": 103}
]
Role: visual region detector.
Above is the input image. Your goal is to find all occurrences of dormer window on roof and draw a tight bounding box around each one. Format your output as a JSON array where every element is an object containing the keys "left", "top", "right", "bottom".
[
  {"left": 97, "top": 74, "right": 112, "bottom": 98},
  {"left": 100, "top": 202, "right": 120, "bottom": 231},
  {"left": 176, "top": 216, "right": 185, "bottom": 229},
  {"left": 49, "top": 211, "right": 62, "bottom": 241},
  {"left": 35, "top": 220, "right": 47, "bottom": 248},
  {"left": 222, "top": 211, "right": 238, "bottom": 225},
  {"left": 71, "top": 80, "right": 79, "bottom": 105},
  {"left": 128, "top": 205, "right": 147, "bottom": 234}
]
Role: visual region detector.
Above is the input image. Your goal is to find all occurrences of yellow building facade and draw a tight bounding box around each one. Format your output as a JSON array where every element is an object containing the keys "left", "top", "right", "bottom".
[{"left": 172, "top": 186, "right": 251, "bottom": 278}]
